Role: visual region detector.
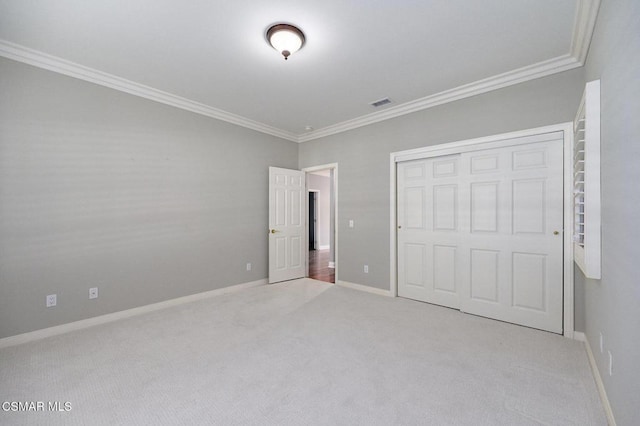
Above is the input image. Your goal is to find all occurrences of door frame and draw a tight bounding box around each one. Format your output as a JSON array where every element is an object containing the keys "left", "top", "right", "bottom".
[
  {"left": 389, "top": 123, "right": 575, "bottom": 338},
  {"left": 302, "top": 163, "right": 338, "bottom": 282}
]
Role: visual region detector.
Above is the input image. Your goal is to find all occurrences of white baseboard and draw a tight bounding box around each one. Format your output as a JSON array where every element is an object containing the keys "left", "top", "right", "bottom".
[
  {"left": 573, "top": 331, "right": 586, "bottom": 342},
  {"left": 580, "top": 333, "right": 617, "bottom": 425},
  {"left": 328, "top": 261, "right": 335, "bottom": 269},
  {"left": 319, "top": 245, "right": 330, "bottom": 250},
  {"left": 336, "top": 280, "right": 393, "bottom": 297},
  {"left": 0, "top": 279, "right": 267, "bottom": 349}
]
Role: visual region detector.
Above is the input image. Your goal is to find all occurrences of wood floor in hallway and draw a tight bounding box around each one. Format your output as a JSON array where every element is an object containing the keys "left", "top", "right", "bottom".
[{"left": 308, "top": 249, "right": 334, "bottom": 283}]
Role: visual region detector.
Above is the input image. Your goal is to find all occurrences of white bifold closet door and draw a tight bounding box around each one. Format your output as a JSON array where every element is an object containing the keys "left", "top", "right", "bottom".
[{"left": 397, "top": 138, "right": 564, "bottom": 333}]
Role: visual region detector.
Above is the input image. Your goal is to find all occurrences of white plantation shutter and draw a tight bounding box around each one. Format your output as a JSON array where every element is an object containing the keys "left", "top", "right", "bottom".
[{"left": 573, "top": 80, "right": 601, "bottom": 279}]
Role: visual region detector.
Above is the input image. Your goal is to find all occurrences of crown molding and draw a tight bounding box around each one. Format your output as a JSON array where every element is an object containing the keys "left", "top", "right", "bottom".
[
  {"left": 570, "top": 0, "right": 602, "bottom": 65},
  {"left": 298, "top": 0, "right": 601, "bottom": 143},
  {"left": 0, "top": 40, "right": 299, "bottom": 142},
  {"left": 298, "top": 54, "right": 580, "bottom": 142},
  {"left": 0, "top": 1, "right": 600, "bottom": 144},
  {"left": 298, "top": 0, "right": 601, "bottom": 142}
]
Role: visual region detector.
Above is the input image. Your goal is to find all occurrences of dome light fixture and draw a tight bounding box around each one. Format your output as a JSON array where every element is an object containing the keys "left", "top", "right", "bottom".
[{"left": 266, "top": 23, "right": 305, "bottom": 60}]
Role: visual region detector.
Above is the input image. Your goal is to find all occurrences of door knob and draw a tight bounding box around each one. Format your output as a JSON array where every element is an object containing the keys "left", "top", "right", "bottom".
[
  {"left": 553, "top": 231, "right": 560, "bottom": 235},
  {"left": 398, "top": 225, "right": 402, "bottom": 229},
  {"left": 270, "top": 229, "right": 279, "bottom": 234}
]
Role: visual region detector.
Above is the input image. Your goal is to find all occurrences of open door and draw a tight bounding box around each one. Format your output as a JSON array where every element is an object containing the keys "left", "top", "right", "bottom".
[{"left": 269, "top": 167, "right": 306, "bottom": 283}]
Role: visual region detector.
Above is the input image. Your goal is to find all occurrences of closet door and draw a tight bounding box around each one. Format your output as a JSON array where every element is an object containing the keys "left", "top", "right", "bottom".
[
  {"left": 397, "top": 137, "right": 564, "bottom": 333},
  {"left": 457, "top": 141, "right": 564, "bottom": 333},
  {"left": 397, "top": 155, "right": 462, "bottom": 310}
]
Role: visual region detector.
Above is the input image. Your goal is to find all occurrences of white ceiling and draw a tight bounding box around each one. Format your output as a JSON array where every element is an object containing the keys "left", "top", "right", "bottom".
[{"left": 0, "top": 1, "right": 598, "bottom": 142}]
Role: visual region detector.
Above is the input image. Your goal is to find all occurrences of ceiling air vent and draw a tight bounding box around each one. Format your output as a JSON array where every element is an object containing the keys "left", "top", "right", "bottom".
[{"left": 370, "top": 97, "right": 392, "bottom": 108}]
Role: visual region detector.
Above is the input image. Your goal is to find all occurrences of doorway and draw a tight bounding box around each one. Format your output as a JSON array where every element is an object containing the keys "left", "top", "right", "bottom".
[
  {"left": 304, "top": 165, "right": 337, "bottom": 284},
  {"left": 309, "top": 190, "right": 318, "bottom": 250}
]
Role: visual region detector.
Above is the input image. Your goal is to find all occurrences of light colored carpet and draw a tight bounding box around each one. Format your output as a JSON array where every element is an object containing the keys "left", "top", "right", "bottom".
[{"left": 0, "top": 279, "right": 606, "bottom": 425}]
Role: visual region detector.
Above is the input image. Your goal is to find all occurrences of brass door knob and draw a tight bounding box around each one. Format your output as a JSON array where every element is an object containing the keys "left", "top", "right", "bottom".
[
  {"left": 553, "top": 231, "right": 560, "bottom": 235},
  {"left": 270, "top": 229, "right": 279, "bottom": 234}
]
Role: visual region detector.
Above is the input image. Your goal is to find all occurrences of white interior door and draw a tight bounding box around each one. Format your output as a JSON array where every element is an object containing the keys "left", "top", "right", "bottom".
[
  {"left": 397, "top": 155, "right": 462, "bottom": 309},
  {"left": 457, "top": 141, "right": 563, "bottom": 333},
  {"left": 397, "top": 137, "right": 564, "bottom": 333},
  {"left": 269, "top": 167, "right": 306, "bottom": 284}
]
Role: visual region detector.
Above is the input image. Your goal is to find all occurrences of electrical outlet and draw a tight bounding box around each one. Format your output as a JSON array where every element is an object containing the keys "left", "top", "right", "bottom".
[
  {"left": 246, "top": 263, "right": 252, "bottom": 271},
  {"left": 46, "top": 294, "right": 57, "bottom": 308},
  {"left": 608, "top": 351, "right": 613, "bottom": 376},
  {"left": 349, "top": 220, "right": 354, "bottom": 228},
  {"left": 599, "top": 332, "right": 603, "bottom": 353},
  {"left": 364, "top": 265, "right": 369, "bottom": 273},
  {"left": 89, "top": 287, "right": 98, "bottom": 299}
]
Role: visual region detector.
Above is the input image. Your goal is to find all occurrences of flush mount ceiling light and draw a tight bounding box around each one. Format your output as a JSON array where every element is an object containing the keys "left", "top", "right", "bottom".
[{"left": 266, "top": 23, "right": 305, "bottom": 60}]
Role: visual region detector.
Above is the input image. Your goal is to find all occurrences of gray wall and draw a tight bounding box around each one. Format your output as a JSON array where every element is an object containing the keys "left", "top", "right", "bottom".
[
  {"left": 307, "top": 173, "right": 331, "bottom": 248},
  {"left": 0, "top": 57, "right": 298, "bottom": 339},
  {"left": 581, "top": 0, "right": 640, "bottom": 424},
  {"left": 299, "top": 68, "right": 586, "bottom": 317}
]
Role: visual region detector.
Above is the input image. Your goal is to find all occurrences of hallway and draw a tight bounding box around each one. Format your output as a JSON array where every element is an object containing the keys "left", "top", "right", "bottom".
[{"left": 308, "top": 249, "right": 334, "bottom": 284}]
